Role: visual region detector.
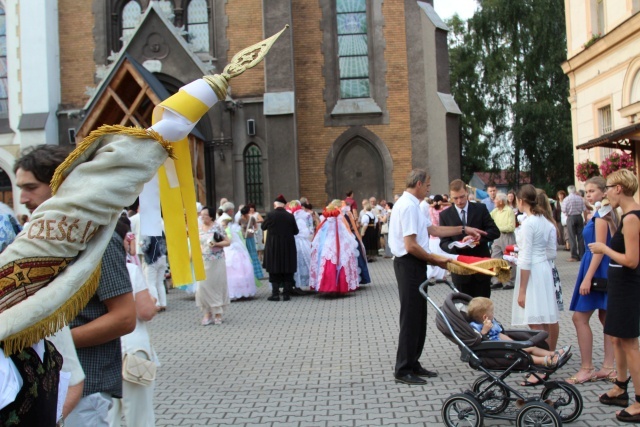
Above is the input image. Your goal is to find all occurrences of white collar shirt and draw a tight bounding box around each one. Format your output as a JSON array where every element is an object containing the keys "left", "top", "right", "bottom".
[
  {"left": 454, "top": 202, "right": 470, "bottom": 223},
  {"left": 388, "top": 191, "right": 432, "bottom": 257}
]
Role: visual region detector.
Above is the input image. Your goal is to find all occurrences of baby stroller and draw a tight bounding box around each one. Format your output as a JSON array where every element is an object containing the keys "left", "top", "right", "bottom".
[{"left": 419, "top": 279, "right": 583, "bottom": 426}]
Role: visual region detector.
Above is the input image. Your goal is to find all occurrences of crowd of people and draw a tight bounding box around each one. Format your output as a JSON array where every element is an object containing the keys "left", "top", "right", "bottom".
[
  {"left": 389, "top": 168, "right": 640, "bottom": 424},
  {"left": 2, "top": 143, "right": 640, "bottom": 425}
]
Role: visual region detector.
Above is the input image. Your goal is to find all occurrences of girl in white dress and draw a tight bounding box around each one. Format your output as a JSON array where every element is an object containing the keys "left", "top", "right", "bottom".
[{"left": 512, "top": 184, "right": 559, "bottom": 335}]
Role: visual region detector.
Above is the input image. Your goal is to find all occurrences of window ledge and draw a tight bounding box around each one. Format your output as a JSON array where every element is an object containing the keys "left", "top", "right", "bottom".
[{"left": 331, "top": 98, "right": 382, "bottom": 117}]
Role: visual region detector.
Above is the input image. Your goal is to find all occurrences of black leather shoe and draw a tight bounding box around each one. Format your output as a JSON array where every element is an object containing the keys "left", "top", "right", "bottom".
[
  {"left": 414, "top": 367, "right": 438, "bottom": 378},
  {"left": 282, "top": 294, "right": 291, "bottom": 301},
  {"left": 267, "top": 295, "right": 280, "bottom": 301},
  {"left": 290, "top": 288, "right": 307, "bottom": 296},
  {"left": 394, "top": 373, "right": 427, "bottom": 385},
  {"left": 490, "top": 283, "right": 504, "bottom": 290},
  {"left": 503, "top": 284, "right": 514, "bottom": 290}
]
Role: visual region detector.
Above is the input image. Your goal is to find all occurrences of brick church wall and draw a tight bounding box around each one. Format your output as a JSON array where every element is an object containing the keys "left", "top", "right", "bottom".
[
  {"left": 225, "top": 0, "right": 265, "bottom": 98},
  {"left": 58, "top": 0, "right": 96, "bottom": 108},
  {"left": 292, "top": 1, "right": 413, "bottom": 207}
]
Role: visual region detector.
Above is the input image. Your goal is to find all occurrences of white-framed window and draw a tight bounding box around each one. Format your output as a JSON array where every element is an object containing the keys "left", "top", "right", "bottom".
[
  {"left": 187, "top": 0, "right": 210, "bottom": 54},
  {"left": 631, "top": 71, "right": 640, "bottom": 104},
  {"left": 598, "top": 104, "right": 612, "bottom": 135},
  {"left": 596, "top": 0, "right": 605, "bottom": 35}
]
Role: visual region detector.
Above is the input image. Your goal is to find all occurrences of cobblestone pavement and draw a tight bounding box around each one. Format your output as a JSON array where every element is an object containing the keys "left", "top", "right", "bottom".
[{"left": 150, "top": 252, "right": 624, "bottom": 426}]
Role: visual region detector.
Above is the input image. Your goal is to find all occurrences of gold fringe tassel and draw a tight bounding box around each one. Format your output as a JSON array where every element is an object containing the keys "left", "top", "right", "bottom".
[
  {"left": 448, "top": 259, "right": 512, "bottom": 284},
  {"left": 51, "top": 125, "right": 174, "bottom": 195},
  {"left": 2, "top": 263, "right": 102, "bottom": 356}
]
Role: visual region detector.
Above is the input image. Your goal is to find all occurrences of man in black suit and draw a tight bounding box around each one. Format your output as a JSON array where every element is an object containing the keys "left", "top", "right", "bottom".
[
  {"left": 261, "top": 194, "right": 299, "bottom": 301},
  {"left": 439, "top": 179, "right": 500, "bottom": 298}
]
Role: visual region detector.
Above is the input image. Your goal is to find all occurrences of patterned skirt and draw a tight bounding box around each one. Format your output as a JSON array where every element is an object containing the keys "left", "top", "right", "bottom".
[{"left": 246, "top": 236, "right": 264, "bottom": 279}]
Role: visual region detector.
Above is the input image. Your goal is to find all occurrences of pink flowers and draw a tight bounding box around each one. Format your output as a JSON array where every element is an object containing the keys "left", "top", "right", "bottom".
[
  {"left": 600, "top": 152, "right": 635, "bottom": 178},
  {"left": 575, "top": 160, "right": 600, "bottom": 182}
]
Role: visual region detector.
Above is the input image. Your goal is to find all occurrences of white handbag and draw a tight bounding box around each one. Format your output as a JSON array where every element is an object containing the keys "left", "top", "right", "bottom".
[{"left": 122, "top": 349, "right": 157, "bottom": 386}]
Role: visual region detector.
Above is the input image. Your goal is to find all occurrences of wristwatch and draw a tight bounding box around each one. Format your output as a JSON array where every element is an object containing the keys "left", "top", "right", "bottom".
[{"left": 461, "top": 225, "right": 466, "bottom": 235}]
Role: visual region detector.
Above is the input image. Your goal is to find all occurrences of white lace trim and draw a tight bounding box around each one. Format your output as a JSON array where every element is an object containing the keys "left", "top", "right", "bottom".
[{"left": 309, "top": 218, "right": 360, "bottom": 291}]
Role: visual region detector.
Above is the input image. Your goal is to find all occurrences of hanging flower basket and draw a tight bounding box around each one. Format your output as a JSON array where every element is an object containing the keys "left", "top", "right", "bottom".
[
  {"left": 600, "top": 151, "right": 635, "bottom": 178},
  {"left": 575, "top": 160, "right": 600, "bottom": 182}
]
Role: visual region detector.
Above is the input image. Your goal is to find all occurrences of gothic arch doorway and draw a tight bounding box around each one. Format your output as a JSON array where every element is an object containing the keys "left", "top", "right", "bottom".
[{"left": 326, "top": 127, "right": 394, "bottom": 203}]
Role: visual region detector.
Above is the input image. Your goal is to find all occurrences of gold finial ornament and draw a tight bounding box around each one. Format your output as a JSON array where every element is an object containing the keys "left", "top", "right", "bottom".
[{"left": 203, "top": 25, "right": 289, "bottom": 100}]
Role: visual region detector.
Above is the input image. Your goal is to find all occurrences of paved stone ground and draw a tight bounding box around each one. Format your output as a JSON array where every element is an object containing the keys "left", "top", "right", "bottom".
[{"left": 150, "top": 253, "right": 625, "bottom": 426}]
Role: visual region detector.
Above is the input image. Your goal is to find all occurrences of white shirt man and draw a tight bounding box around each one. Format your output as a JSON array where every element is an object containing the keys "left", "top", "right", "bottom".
[{"left": 389, "top": 170, "right": 485, "bottom": 386}]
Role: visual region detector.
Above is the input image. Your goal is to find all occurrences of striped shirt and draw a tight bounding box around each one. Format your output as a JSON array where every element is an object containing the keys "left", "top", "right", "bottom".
[{"left": 561, "top": 193, "right": 585, "bottom": 216}]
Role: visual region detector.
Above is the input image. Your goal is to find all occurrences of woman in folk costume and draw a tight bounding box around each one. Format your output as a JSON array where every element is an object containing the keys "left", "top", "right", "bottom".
[
  {"left": 341, "top": 200, "right": 371, "bottom": 285},
  {"left": 239, "top": 205, "right": 264, "bottom": 280},
  {"left": 224, "top": 214, "right": 258, "bottom": 300},
  {"left": 0, "top": 29, "right": 287, "bottom": 424},
  {"left": 196, "top": 208, "right": 231, "bottom": 324},
  {"left": 310, "top": 200, "right": 360, "bottom": 294},
  {"left": 360, "top": 200, "right": 379, "bottom": 261},
  {"left": 288, "top": 200, "right": 313, "bottom": 289}
]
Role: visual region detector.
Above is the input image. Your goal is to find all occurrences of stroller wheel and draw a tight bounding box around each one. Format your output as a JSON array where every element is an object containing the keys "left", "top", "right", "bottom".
[
  {"left": 540, "top": 380, "right": 583, "bottom": 423},
  {"left": 472, "top": 375, "right": 510, "bottom": 415},
  {"left": 442, "top": 393, "right": 484, "bottom": 427},
  {"left": 516, "top": 401, "right": 562, "bottom": 427}
]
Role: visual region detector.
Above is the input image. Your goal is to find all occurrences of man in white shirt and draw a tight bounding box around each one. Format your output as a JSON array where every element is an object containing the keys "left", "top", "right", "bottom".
[{"left": 389, "top": 169, "right": 486, "bottom": 385}]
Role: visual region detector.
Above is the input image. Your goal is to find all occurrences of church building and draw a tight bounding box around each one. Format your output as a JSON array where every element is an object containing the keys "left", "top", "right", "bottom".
[{"left": 0, "top": 0, "right": 460, "bottom": 213}]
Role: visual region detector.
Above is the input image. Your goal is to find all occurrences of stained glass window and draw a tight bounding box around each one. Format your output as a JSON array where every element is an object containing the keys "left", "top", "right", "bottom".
[
  {"left": 122, "top": 1, "right": 142, "bottom": 42},
  {"left": 336, "top": 0, "right": 369, "bottom": 98},
  {"left": 244, "top": 145, "right": 263, "bottom": 208},
  {"left": 157, "top": 0, "right": 175, "bottom": 22},
  {"left": 187, "top": 0, "right": 210, "bottom": 53},
  {"left": 0, "top": 7, "right": 7, "bottom": 119}
]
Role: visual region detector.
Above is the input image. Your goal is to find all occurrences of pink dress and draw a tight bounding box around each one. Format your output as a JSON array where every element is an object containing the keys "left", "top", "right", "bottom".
[{"left": 309, "top": 210, "right": 359, "bottom": 293}]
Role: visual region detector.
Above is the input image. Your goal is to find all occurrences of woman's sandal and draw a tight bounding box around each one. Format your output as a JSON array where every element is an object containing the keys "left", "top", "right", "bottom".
[
  {"left": 567, "top": 367, "right": 597, "bottom": 385},
  {"left": 595, "top": 366, "right": 617, "bottom": 382},
  {"left": 600, "top": 377, "right": 631, "bottom": 408},
  {"left": 616, "top": 396, "right": 640, "bottom": 423},
  {"left": 521, "top": 372, "right": 549, "bottom": 387}
]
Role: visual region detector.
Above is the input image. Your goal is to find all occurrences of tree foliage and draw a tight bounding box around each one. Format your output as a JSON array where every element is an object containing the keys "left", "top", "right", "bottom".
[{"left": 447, "top": 0, "right": 573, "bottom": 194}]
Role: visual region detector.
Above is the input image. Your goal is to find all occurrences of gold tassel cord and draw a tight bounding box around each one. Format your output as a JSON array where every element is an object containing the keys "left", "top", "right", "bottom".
[
  {"left": 51, "top": 125, "right": 174, "bottom": 195},
  {"left": 2, "top": 263, "right": 102, "bottom": 356},
  {"left": 447, "top": 258, "right": 512, "bottom": 284}
]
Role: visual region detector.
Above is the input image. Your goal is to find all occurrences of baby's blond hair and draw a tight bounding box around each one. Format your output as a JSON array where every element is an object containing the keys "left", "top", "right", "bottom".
[{"left": 467, "top": 297, "right": 493, "bottom": 323}]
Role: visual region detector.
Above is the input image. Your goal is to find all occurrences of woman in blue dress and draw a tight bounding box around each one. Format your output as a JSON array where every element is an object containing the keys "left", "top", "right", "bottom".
[{"left": 567, "top": 176, "right": 618, "bottom": 384}]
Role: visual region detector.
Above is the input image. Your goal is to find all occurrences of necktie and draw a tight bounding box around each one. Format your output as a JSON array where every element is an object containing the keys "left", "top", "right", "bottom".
[{"left": 461, "top": 209, "right": 466, "bottom": 226}]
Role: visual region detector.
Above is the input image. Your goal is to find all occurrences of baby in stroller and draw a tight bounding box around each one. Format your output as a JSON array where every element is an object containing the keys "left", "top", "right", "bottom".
[
  {"left": 427, "top": 283, "right": 584, "bottom": 425},
  {"left": 468, "top": 297, "right": 571, "bottom": 369}
]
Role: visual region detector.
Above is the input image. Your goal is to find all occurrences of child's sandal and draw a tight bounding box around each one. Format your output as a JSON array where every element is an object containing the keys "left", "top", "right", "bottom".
[{"left": 543, "top": 354, "right": 558, "bottom": 368}]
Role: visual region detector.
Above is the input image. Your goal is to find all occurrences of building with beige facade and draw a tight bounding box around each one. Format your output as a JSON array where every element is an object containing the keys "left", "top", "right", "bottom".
[{"left": 562, "top": 0, "right": 640, "bottom": 182}]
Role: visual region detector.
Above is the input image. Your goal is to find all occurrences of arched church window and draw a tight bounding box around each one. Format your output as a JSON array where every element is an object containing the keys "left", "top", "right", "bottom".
[
  {"left": 336, "top": 0, "right": 370, "bottom": 99},
  {"left": 186, "top": 0, "right": 210, "bottom": 53},
  {"left": 244, "top": 144, "right": 263, "bottom": 208},
  {"left": 122, "top": 0, "right": 142, "bottom": 43},
  {"left": 0, "top": 6, "right": 8, "bottom": 120}
]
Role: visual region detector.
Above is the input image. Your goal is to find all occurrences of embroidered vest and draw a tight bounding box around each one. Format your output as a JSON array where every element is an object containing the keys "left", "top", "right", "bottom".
[{"left": 0, "top": 340, "right": 62, "bottom": 426}]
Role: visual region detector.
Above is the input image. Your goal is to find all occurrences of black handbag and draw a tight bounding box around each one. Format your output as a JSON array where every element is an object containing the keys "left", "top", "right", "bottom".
[{"left": 590, "top": 277, "right": 608, "bottom": 292}]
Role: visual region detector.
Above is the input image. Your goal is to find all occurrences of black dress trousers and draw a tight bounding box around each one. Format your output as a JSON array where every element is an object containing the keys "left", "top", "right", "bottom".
[{"left": 394, "top": 253, "right": 428, "bottom": 377}]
